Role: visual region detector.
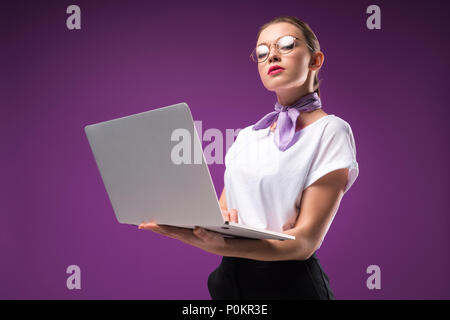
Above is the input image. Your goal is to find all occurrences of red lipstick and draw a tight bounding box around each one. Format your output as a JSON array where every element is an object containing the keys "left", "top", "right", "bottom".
[{"left": 268, "top": 65, "right": 285, "bottom": 75}]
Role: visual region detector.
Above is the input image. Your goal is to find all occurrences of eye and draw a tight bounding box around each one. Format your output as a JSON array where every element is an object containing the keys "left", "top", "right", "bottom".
[
  {"left": 277, "top": 36, "right": 295, "bottom": 51},
  {"left": 256, "top": 45, "right": 269, "bottom": 59},
  {"left": 280, "top": 43, "right": 294, "bottom": 50},
  {"left": 257, "top": 52, "right": 268, "bottom": 59}
]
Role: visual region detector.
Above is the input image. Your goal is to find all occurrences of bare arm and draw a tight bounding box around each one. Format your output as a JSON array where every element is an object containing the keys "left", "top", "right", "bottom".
[
  {"left": 222, "top": 168, "right": 349, "bottom": 261},
  {"left": 139, "top": 170, "right": 348, "bottom": 261}
]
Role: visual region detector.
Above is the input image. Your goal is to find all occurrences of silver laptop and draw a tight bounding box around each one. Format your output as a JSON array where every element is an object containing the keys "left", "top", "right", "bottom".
[{"left": 84, "top": 102, "right": 295, "bottom": 241}]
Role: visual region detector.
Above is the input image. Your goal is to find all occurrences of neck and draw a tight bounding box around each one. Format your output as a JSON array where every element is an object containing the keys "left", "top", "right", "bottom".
[
  {"left": 275, "top": 86, "right": 315, "bottom": 107},
  {"left": 270, "top": 88, "right": 324, "bottom": 132}
]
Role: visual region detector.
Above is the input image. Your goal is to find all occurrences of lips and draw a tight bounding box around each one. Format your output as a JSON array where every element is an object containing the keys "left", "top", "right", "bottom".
[{"left": 268, "top": 65, "right": 285, "bottom": 75}]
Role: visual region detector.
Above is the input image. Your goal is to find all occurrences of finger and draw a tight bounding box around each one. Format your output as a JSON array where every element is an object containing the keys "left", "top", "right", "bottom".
[
  {"left": 139, "top": 223, "right": 173, "bottom": 237},
  {"left": 139, "top": 221, "right": 174, "bottom": 232},
  {"left": 138, "top": 222, "right": 156, "bottom": 230},
  {"left": 159, "top": 225, "right": 190, "bottom": 234},
  {"left": 229, "top": 209, "right": 239, "bottom": 223},
  {"left": 193, "top": 227, "right": 220, "bottom": 241},
  {"left": 194, "top": 227, "right": 209, "bottom": 239},
  {"left": 144, "top": 224, "right": 198, "bottom": 242},
  {"left": 221, "top": 210, "right": 231, "bottom": 222}
]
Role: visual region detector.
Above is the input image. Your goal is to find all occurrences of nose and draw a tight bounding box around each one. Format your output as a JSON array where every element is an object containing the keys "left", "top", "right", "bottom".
[{"left": 267, "top": 46, "right": 281, "bottom": 63}]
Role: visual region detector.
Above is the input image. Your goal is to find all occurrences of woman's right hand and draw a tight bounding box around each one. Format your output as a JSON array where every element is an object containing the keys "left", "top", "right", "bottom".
[{"left": 221, "top": 208, "right": 239, "bottom": 223}]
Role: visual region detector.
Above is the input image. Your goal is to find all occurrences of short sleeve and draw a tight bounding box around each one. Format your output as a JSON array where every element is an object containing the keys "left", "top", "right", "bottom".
[
  {"left": 224, "top": 127, "right": 245, "bottom": 168},
  {"left": 304, "top": 120, "right": 359, "bottom": 194}
]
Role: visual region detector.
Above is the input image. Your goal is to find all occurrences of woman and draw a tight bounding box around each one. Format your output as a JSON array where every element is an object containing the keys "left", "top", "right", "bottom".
[{"left": 139, "top": 16, "right": 359, "bottom": 300}]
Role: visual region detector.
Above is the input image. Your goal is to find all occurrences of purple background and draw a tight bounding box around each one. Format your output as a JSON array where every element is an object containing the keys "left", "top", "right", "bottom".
[{"left": 1, "top": 0, "right": 449, "bottom": 299}]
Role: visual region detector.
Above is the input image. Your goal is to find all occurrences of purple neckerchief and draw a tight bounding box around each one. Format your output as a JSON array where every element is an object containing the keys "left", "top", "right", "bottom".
[{"left": 252, "top": 92, "right": 322, "bottom": 151}]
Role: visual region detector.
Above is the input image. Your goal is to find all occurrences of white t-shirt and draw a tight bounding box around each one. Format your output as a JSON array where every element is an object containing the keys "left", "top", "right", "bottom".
[{"left": 224, "top": 114, "right": 359, "bottom": 233}]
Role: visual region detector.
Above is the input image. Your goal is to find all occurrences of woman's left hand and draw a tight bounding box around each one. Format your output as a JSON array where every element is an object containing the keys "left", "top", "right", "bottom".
[{"left": 138, "top": 222, "right": 228, "bottom": 256}]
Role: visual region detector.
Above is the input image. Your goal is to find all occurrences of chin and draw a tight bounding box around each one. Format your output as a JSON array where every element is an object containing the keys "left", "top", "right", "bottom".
[
  {"left": 262, "top": 84, "right": 278, "bottom": 92},
  {"left": 262, "top": 80, "right": 290, "bottom": 92}
]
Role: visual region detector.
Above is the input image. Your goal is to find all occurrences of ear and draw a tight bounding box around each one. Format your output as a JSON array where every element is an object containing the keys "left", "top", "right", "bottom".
[{"left": 310, "top": 51, "right": 324, "bottom": 70}]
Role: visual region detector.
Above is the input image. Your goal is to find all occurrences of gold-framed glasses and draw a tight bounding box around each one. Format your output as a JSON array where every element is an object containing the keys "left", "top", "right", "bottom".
[{"left": 250, "top": 35, "right": 314, "bottom": 63}]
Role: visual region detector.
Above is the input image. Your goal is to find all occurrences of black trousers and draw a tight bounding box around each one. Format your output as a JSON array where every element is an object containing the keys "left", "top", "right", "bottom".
[{"left": 208, "top": 253, "right": 335, "bottom": 300}]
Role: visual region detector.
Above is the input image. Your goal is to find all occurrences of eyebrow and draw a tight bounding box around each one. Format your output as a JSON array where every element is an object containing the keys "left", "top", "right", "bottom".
[
  {"left": 256, "top": 35, "right": 300, "bottom": 47},
  {"left": 256, "top": 39, "right": 273, "bottom": 47}
]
